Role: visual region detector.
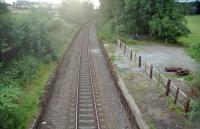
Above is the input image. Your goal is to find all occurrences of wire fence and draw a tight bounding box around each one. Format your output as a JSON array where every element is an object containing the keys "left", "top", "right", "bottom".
[{"left": 116, "top": 39, "right": 190, "bottom": 113}]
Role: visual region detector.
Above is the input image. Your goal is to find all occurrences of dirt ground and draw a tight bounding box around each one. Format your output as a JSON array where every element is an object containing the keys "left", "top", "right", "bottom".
[
  {"left": 130, "top": 43, "right": 198, "bottom": 72},
  {"left": 36, "top": 22, "right": 133, "bottom": 129},
  {"left": 127, "top": 42, "right": 199, "bottom": 94},
  {"left": 105, "top": 43, "right": 195, "bottom": 129}
]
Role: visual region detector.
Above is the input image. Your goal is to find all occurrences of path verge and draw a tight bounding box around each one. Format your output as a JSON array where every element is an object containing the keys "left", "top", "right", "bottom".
[
  {"left": 30, "top": 25, "right": 82, "bottom": 129},
  {"left": 99, "top": 40, "right": 149, "bottom": 129},
  {"left": 102, "top": 41, "right": 193, "bottom": 129}
]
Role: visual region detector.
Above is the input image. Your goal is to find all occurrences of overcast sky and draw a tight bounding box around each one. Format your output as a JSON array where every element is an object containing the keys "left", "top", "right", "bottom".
[{"left": 5, "top": 0, "right": 100, "bottom": 8}]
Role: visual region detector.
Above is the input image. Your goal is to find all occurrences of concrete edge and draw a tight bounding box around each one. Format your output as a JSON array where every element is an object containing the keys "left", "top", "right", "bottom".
[
  {"left": 99, "top": 41, "right": 150, "bottom": 129},
  {"left": 115, "top": 65, "right": 150, "bottom": 129}
]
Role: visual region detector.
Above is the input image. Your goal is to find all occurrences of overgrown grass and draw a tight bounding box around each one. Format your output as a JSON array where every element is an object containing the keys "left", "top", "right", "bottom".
[
  {"left": 166, "top": 96, "right": 183, "bottom": 114},
  {"left": 147, "top": 119, "right": 157, "bottom": 129},
  {"left": 14, "top": 63, "right": 56, "bottom": 129}
]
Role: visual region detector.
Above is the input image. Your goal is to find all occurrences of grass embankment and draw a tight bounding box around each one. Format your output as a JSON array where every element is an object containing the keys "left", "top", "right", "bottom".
[
  {"left": 16, "top": 25, "right": 79, "bottom": 129},
  {"left": 15, "top": 63, "right": 56, "bottom": 129}
]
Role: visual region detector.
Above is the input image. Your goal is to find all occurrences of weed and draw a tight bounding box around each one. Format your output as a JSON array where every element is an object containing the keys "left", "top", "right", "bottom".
[{"left": 166, "top": 96, "right": 183, "bottom": 114}]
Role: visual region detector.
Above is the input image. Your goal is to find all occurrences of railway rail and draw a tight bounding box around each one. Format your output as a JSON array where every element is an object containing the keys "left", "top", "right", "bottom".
[
  {"left": 33, "top": 23, "right": 134, "bottom": 129},
  {"left": 74, "top": 39, "right": 100, "bottom": 129},
  {"left": 68, "top": 32, "right": 106, "bottom": 129}
]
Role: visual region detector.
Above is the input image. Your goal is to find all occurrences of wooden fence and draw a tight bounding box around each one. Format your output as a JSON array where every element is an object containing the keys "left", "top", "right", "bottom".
[{"left": 116, "top": 39, "right": 190, "bottom": 113}]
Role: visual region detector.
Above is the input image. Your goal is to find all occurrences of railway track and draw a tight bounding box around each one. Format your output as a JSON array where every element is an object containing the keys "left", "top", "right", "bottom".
[
  {"left": 34, "top": 23, "right": 133, "bottom": 129},
  {"left": 67, "top": 33, "right": 105, "bottom": 129},
  {"left": 75, "top": 39, "right": 100, "bottom": 129}
]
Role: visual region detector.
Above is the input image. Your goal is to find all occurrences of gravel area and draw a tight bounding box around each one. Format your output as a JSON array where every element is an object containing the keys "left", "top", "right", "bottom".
[
  {"left": 105, "top": 43, "right": 194, "bottom": 129},
  {"left": 88, "top": 23, "right": 134, "bottom": 129},
  {"left": 130, "top": 43, "right": 198, "bottom": 72}
]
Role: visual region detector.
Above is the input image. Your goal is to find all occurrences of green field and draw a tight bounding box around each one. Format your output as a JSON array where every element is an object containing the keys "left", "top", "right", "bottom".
[{"left": 180, "top": 15, "right": 200, "bottom": 45}]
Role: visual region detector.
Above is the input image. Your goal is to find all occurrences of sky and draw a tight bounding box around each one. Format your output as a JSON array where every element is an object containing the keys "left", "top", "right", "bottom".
[{"left": 5, "top": 0, "right": 100, "bottom": 8}]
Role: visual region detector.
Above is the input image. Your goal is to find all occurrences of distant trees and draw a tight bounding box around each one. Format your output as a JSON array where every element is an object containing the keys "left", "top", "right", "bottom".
[
  {"left": 99, "top": 0, "right": 190, "bottom": 42},
  {"left": 59, "top": 0, "right": 94, "bottom": 24},
  {"left": 179, "top": 1, "right": 200, "bottom": 15},
  {"left": 15, "top": 0, "right": 31, "bottom": 8}
]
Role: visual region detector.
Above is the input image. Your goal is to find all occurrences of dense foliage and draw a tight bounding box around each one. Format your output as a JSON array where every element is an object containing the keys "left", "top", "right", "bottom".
[
  {"left": 98, "top": 0, "right": 190, "bottom": 42},
  {"left": 190, "top": 42, "right": 200, "bottom": 122},
  {"left": 0, "top": 1, "right": 80, "bottom": 128}
]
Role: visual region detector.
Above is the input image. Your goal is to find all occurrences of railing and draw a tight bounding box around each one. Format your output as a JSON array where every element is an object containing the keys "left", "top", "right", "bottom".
[{"left": 117, "top": 39, "right": 190, "bottom": 113}]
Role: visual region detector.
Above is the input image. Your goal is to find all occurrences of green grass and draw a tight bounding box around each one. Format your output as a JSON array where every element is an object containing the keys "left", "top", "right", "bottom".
[
  {"left": 180, "top": 15, "right": 200, "bottom": 45},
  {"left": 15, "top": 63, "right": 56, "bottom": 129},
  {"left": 14, "top": 25, "right": 79, "bottom": 129},
  {"left": 166, "top": 96, "right": 183, "bottom": 115}
]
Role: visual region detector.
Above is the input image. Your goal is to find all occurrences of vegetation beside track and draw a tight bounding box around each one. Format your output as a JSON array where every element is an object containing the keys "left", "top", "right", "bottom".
[
  {"left": 0, "top": 10, "right": 78, "bottom": 129},
  {"left": 0, "top": 1, "right": 94, "bottom": 128}
]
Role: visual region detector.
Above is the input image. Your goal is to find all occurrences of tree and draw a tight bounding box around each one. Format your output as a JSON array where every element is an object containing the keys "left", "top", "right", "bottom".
[
  {"left": 0, "top": 1, "right": 8, "bottom": 14},
  {"left": 149, "top": 0, "right": 190, "bottom": 41},
  {"left": 99, "top": 0, "right": 189, "bottom": 42},
  {"left": 0, "top": 2, "right": 14, "bottom": 53}
]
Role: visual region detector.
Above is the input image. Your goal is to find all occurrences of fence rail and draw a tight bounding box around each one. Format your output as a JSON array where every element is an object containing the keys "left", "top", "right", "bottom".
[{"left": 116, "top": 39, "right": 190, "bottom": 113}]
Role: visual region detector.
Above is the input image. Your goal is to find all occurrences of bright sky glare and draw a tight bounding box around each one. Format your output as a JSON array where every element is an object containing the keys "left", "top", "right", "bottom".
[{"left": 5, "top": 0, "right": 100, "bottom": 8}]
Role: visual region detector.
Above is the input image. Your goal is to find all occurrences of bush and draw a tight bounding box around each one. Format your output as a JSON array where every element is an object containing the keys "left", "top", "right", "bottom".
[
  {"left": 191, "top": 99, "right": 200, "bottom": 122},
  {"left": 190, "top": 42, "right": 200, "bottom": 123},
  {"left": 0, "top": 85, "right": 21, "bottom": 129},
  {"left": 97, "top": 21, "right": 117, "bottom": 42}
]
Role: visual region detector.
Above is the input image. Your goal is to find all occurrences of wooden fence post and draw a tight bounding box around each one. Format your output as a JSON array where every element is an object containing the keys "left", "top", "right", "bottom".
[
  {"left": 130, "top": 50, "right": 133, "bottom": 60},
  {"left": 158, "top": 69, "right": 161, "bottom": 86},
  {"left": 139, "top": 56, "right": 141, "bottom": 67},
  {"left": 150, "top": 65, "right": 153, "bottom": 79},
  {"left": 134, "top": 51, "right": 137, "bottom": 63},
  {"left": 124, "top": 45, "right": 126, "bottom": 54},
  {"left": 174, "top": 88, "right": 179, "bottom": 104},
  {"left": 184, "top": 98, "right": 190, "bottom": 113},
  {"left": 165, "top": 79, "right": 171, "bottom": 96}
]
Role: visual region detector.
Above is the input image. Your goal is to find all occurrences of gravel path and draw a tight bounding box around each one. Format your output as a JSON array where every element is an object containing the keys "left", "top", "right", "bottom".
[{"left": 37, "top": 21, "right": 133, "bottom": 129}]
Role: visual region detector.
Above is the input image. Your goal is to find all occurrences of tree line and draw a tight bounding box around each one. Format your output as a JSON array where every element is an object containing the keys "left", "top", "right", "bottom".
[
  {"left": 180, "top": 1, "right": 200, "bottom": 15},
  {"left": 99, "top": 0, "right": 190, "bottom": 42}
]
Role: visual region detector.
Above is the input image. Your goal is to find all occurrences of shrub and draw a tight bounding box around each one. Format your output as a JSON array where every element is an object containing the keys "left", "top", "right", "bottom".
[
  {"left": 0, "top": 85, "right": 21, "bottom": 129},
  {"left": 191, "top": 99, "right": 200, "bottom": 122}
]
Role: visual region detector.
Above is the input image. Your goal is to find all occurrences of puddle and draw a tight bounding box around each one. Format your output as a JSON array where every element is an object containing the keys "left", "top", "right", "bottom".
[{"left": 90, "top": 48, "right": 101, "bottom": 54}]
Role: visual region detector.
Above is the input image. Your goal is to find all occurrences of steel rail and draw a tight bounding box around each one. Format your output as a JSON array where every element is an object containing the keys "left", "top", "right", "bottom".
[
  {"left": 88, "top": 40, "right": 101, "bottom": 129},
  {"left": 75, "top": 40, "right": 83, "bottom": 129},
  {"left": 75, "top": 36, "right": 101, "bottom": 129}
]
